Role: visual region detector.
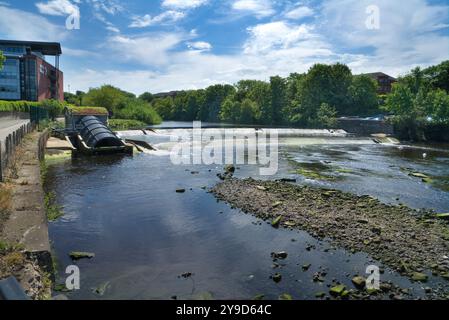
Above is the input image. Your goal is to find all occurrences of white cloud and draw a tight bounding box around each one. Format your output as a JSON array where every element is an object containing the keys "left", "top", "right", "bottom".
[
  {"left": 320, "top": 0, "right": 449, "bottom": 75},
  {"left": 162, "top": 0, "right": 208, "bottom": 9},
  {"left": 0, "top": 5, "right": 67, "bottom": 41},
  {"left": 285, "top": 6, "right": 314, "bottom": 20},
  {"left": 36, "top": 0, "right": 79, "bottom": 16},
  {"left": 52, "top": 0, "right": 449, "bottom": 96},
  {"left": 87, "top": 0, "right": 123, "bottom": 15},
  {"left": 244, "top": 21, "right": 323, "bottom": 54},
  {"left": 231, "top": 0, "right": 275, "bottom": 18},
  {"left": 129, "top": 11, "right": 186, "bottom": 28},
  {"left": 187, "top": 41, "right": 212, "bottom": 51},
  {"left": 105, "top": 33, "right": 189, "bottom": 66}
]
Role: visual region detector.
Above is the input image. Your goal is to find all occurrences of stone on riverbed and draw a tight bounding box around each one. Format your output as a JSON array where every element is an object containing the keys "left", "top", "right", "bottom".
[
  {"left": 279, "top": 293, "right": 293, "bottom": 300},
  {"left": 271, "top": 251, "right": 288, "bottom": 260},
  {"left": 272, "top": 273, "right": 282, "bottom": 283},
  {"left": 351, "top": 276, "right": 366, "bottom": 289},
  {"left": 411, "top": 272, "right": 428, "bottom": 282},
  {"left": 271, "top": 216, "right": 282, "bottom": 228},
  {"left": 329, "top": 284, "right": 346, "bottom": 296},
  {"left": 69, "top": 251, "right": 95, "bottom": 260}
]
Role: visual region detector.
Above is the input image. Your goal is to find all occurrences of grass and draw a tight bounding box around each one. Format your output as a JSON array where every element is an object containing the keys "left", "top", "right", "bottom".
[
  {"left": 67, "top": 105, "right": 108, "bottom": 115},
  {"left": 44, "top": 192, "right": 64, "bottom": 222},
  {"left": 0, "top": 185, "right": 12, "bottom": 233}
]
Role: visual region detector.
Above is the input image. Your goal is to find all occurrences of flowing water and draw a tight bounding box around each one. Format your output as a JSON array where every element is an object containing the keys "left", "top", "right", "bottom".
[{"left": 45, "top": 124, "right": 449, "bottom": 299}]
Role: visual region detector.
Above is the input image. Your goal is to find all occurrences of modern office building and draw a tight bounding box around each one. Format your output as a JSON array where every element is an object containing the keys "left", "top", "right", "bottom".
[{"left": 0, "top": 40, "right": 63, "bottom": 101}]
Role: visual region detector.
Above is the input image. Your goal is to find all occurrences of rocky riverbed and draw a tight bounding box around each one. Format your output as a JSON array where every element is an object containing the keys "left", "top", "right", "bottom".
[{"left": 212, "top": 177, "right": 449, "bottom": 299}]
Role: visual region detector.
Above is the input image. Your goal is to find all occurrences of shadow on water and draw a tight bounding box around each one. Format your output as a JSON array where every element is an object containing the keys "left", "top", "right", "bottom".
[{"left": 45, "top": 133, "right": 449, "bottom": 300}]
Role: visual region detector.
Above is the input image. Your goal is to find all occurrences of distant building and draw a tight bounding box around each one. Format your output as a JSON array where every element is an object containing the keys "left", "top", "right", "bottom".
[
  {"left": 152, "top": 91, "right": 181, "bottom": 99},
  {"left": 0, "top": 40, "right": 63, "bottom": 101},
  {"left": 363, "top": 72, "right": 397, "bottom": 94}
]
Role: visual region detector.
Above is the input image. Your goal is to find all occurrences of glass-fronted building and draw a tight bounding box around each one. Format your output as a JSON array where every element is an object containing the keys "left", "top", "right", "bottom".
[{"left": 0, "top": 40, "right": 63, "bottom": 101}]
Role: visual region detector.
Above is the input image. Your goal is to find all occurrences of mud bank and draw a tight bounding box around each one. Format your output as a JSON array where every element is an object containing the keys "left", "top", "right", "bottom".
[
  {"left": 0, "top": 131, "right": 51, "bottom": 299},
  {"left": 212, "top": 178, "right": 449, "bottom": 290}
]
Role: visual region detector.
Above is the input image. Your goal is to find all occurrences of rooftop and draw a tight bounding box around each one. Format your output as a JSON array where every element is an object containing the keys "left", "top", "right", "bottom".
[
  {"left": 363, "top": 72, "right": 397, "bottom": 81},
  {"left": 0, "top": 40, "right": 62, "bottom": 55}
]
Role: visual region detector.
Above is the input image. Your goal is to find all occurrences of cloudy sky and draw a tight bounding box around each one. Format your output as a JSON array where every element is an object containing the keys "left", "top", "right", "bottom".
[{"left": 0, "top": 0, "right": 448, "bottom": 94}]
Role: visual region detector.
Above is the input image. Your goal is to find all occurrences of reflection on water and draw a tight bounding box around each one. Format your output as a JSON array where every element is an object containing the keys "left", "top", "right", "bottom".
[{"left": 45, "top": 130, "right": 449, "bottom": 300}]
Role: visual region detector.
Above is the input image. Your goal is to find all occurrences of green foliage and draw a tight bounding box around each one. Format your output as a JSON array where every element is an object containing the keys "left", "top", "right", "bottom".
[
  {"left": 0, "top": 99, "right": 64, "bottom": 121},
  {"left": 109, "top": 119, "right": 146, "bottom": 130},
  {"left": 83, "top": 85, "right": 132, "bottom": 113},
  {"left": 67, "top": 105, "right": 108, "bottom": 115},
  {"left": 384, "top": 60, "right": 449, "bottom": 141},
  {"left": 81, "top": 85, "right": 162, "bottom": 124},
  {"left": 40, "top": 99, "right": 64, "bottom": 120},
  {"left": 114, "top": 98, "right": 162, "bottom": 124},
  {"left": 315, "top": 103, "right": 338, "bottom": 128},
  {"left": 349, "top": 75, "right": 380, "bottom": 116},
  {"left": 139, "top": 92, "right": 153, "bottom": 103},
  {"left": 44, "top": 192, "right": 64, "bottom": 222},
  {"left": 150, "top": 62, "right": 378, "bottom": 128},
  {"left": 0, "top": 50, "right": 5, "bottom": 70},
  {"left": 0, "top": 100, "right": 40, "bottom": 112},
  {"left": 64, "top": 92, "right": 82, "bottom": 106}
]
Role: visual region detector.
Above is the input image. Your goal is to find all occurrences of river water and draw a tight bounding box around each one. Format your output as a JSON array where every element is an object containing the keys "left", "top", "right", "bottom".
[{"left": 45, "top": 124, "right": 449, "bottom": 299}]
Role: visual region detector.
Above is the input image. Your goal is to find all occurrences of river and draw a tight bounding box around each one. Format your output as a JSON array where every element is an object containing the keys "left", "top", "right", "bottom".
[{"left": 44, "top": 123, "right": 449, "bottom": 299}]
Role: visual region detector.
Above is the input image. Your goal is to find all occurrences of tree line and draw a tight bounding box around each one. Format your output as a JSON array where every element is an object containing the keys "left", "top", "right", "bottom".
[
  {"left": 148, "top": 63, "right": 380, "bottom": 128},
  {"left": 62, "top": 60, "right": 449, "bottom": 140}
]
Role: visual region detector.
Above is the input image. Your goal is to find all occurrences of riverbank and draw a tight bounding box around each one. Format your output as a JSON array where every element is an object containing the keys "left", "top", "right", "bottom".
[
  {"left": 0, "top": 131, "right": 52, "bottom": 299},
  {"left": 212, "top": 177, "right": 449, "bottom": 298}
]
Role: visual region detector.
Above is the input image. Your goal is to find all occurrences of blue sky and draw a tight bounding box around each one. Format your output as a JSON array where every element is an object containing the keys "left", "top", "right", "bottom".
[{"left": 0, "top": 0, "right": 448, "bottom": 95}]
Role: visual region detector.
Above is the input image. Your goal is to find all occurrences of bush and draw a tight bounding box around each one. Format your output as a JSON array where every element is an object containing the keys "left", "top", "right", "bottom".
[
  {"left": 109, "top": 119, "right": 146, "bottom": 130},
  {"left": 40, "top": 99, "right": 65, "bottom": 120},
  {"left": 114, "top": 99, "right": 162, "bottom": 125},
  {"left": 0, "top": 100, "right": 41, "bottom": 112}
]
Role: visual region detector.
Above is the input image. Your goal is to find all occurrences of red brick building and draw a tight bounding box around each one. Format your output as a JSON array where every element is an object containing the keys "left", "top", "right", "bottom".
[
  {"left": 0, "top": 40, "right": 63, "bottom": 102},
  {"left": 364, "top": 72, "right": 397, "bottom": 94}
]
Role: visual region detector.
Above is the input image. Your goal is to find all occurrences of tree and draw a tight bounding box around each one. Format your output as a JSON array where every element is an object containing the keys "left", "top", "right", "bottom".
[
  {"left": 424, "top": 60, "right": 449, "bottom": 92},
  {"left": 315, "top": 103, "right": 337, "bottom": 128},
  {"left": 239, "top": 99, "right": 259, "bottom": 124},
  {"left": 220, "top": 97, "right": 241, "bottom": 123},
  {"left": 297, "top": 63, "right": 353, "bottom": 122},
  {"left": 427, "top": 89, "right": 449, "bottom": 123},
  {"left": 41, "top": 99, "right": 64, "bottom": 121},
  {"left": 270, "top": 76, "right": 287, "bottom": 124},
  {"left": 349, "top": 75, "right": 379, "bottom": 116},
  {"left": 84, "top": 85, "right": 128, "bottom": 114},
  {"left": 64, "top": 92, "right": 80, "bottom": 105},
  {"left": 152, "top": 97, "right": 174, "bottom": 120},
  {"left": 139, "top": 92, "right": 153, "bottom": 103}
]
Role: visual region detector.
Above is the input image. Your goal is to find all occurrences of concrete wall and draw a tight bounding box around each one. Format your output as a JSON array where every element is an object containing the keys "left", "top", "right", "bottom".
[
  {"left": 0, "top": 111, "right": 30, "bottom": 120},
  {"left": 337, "top": 119, "right": 394, "bottom": 135}
]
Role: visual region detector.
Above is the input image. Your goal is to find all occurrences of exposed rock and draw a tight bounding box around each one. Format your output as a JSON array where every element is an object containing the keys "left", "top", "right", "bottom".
[
  {"left": 69, "top": 252, "right": 95, "bottom": 260},
  {"left": 271, "top": 216, "right": 282, "bottom": 228},
  {"left": 352, "top": 276, "right": 366, "bottom": 289},
  {"left": 279, "top": 293, "right": 293, "bottom": 300},
  {"left": 330, "top": 284, "right": 346, "bottom": 296},
  {"left": 411, "top": 272, "right": 428, "bottom": 282},
  {"left": 271, "top": 251, "right": 288, "bottom": 260},
  {"left": 272, "top": 273, "right": 282, "bottom": 283}
]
